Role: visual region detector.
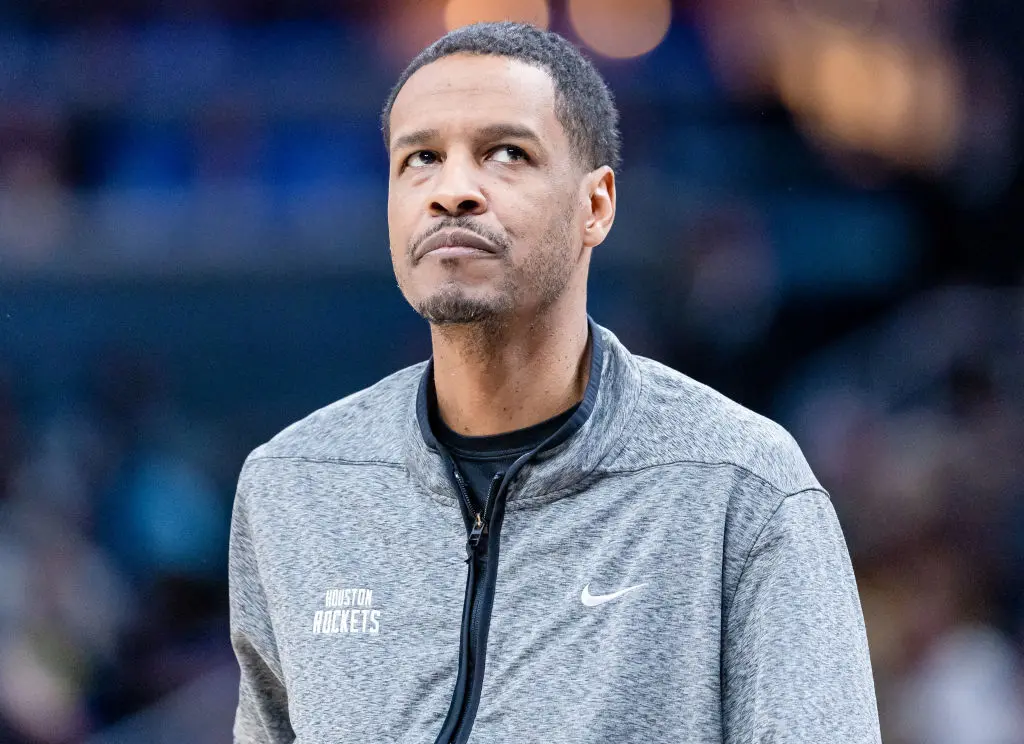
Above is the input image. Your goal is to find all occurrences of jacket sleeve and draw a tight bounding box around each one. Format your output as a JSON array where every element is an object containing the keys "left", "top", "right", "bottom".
[
  {"left": 721, "top": 489, "right": 882, "bottom": 743},
  {"left": 229, "top": 463, "right": 295, "bottom": 744}
]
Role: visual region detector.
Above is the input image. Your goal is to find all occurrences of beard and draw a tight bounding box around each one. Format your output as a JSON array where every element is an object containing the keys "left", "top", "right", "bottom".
[
  {"left": 415, "top": 278, "right": 516, "bottom": 325},
  {"left": 408, "top": 212, "right": 576, "bottom": 328}
]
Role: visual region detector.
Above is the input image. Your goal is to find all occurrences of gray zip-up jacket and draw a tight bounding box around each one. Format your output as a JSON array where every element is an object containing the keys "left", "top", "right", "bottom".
[{"left": 229, "top": 320, "right": 881, "bottom": 743}]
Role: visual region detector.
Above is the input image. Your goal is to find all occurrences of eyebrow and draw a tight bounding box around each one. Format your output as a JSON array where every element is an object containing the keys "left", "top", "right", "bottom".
[
  {"left": 390, "top": 128, "right": 440, "bottom": 154},
  {"left": 389, "top": 124, "right": 544, "bottom": 154},
  {"left": 475, "top": 124, "right": 543, "bottom": 146}
]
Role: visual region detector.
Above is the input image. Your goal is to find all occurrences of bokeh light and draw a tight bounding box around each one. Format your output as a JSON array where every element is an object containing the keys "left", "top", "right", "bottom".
[
  {"left": 773, "top": 23, "right": 960, "bottom": 168},
  {"left": 791, "top": 0, "right": 881, "bottom": 33},
  {"left": 699, "top": 2, "right": 963, "bottom": 172},
  {"left": 568, "top": 0, "right": 671, "bottom": 59},
  {"left": 444, "top": 0, "right": 550, "bottom": 32},
  {"left": 381, "top": 0, "right": 448, "bottom": 62}
]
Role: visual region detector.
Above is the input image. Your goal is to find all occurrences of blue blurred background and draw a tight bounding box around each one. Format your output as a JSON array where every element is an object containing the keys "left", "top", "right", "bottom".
[{"left": 1, "top": 1, "right": 1022, "bottom": 742}]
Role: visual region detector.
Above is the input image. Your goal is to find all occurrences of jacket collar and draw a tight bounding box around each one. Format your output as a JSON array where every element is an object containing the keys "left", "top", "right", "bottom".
[{"left": 404, "top": 317, "right": 642, "bottom": 511}]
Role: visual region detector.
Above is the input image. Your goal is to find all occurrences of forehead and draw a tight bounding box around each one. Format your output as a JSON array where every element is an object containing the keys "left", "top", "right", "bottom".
[{"left": 389, "top": 54, "right": 563, "bottom": 146}]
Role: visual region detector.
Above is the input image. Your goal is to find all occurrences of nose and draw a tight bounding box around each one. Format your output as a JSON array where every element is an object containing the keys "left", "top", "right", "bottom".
[{"left": 428, "top": 157, "right": 487, "bottom": 218}]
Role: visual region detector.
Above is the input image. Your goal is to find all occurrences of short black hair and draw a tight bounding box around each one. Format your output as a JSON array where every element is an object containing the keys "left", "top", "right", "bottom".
[{"left": 381, "top": 22, "right": 621, "bottom": 172}]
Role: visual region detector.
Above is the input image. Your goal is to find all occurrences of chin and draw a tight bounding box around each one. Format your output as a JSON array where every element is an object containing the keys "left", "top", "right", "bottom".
[{"left": 415, "top": 287, "right": 511, "bottom": 326}]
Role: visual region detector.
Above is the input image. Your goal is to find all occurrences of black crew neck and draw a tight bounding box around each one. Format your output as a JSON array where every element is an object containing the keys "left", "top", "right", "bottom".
[{"left": 432, "top": 399, "right": 582, "bottom": 460}]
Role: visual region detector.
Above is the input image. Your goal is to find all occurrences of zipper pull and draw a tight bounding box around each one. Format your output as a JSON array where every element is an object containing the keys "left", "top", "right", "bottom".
[
  {"left": 469, "top": 511, "right": 485, "bottom": 548},
  {"left": 465, "top": 511, "right": 487, "bottom": 563}
]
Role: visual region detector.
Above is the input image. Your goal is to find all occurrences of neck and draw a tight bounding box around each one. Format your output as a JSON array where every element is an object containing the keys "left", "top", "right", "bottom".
[{"left": 430, "top": 303, "right": 591, "bottom": 437}]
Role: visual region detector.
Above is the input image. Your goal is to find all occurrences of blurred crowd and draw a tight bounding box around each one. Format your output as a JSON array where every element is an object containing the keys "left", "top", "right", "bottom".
[
  {"left": 0, "top": 353, "right": 238, "bottom": 742},
  {"left": 1, "top": 0, "right": 1023, "bottom": 743},
  {"left": 784, "top": 288, "right": 1024, "bottom": 744}
]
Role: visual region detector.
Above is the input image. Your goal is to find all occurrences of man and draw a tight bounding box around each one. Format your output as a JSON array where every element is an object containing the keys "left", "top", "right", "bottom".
[{"left": 229, "top": 21, "right": 881, "bottom": 743}]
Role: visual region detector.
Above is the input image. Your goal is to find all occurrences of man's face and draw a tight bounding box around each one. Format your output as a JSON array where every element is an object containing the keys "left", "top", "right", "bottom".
[{"left": 387, "top": 54, "right": 589, "bottom": 326}]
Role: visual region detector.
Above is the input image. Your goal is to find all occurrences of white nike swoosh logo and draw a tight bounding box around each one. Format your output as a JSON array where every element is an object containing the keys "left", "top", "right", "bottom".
[{"left": 580, "top": 582, "right": 648, "bottom": 607}]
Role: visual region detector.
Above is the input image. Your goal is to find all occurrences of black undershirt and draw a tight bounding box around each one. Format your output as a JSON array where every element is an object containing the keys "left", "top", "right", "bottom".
[{"left": 432, "top": 401, "right": 582, "bottom": 513}]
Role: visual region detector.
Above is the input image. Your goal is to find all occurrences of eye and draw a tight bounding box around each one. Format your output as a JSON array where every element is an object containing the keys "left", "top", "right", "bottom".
[
  {"left": 404, "top": 150, "right": 439, "bottom": 169},
  {"left": 488, "top": 145, "right": 529, "bottom": 164}
]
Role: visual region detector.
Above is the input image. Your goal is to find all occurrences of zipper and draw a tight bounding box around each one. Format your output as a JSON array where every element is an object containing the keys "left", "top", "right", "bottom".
[
  {"left": 452, "top": 467, "right": 490, "bottom": 560},
  {"left": 435, "top": 468, "right": 506, "bottom": 744}
]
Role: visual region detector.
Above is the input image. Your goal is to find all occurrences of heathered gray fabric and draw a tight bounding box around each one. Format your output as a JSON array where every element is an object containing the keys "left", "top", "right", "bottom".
[{"left": 229, "top": 322, "right": 881, "bottom": 743}]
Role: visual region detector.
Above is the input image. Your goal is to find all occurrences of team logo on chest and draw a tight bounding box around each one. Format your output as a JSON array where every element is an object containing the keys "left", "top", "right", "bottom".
[{"left": 311, "top": 587, "right": 382, "bottom": 635}]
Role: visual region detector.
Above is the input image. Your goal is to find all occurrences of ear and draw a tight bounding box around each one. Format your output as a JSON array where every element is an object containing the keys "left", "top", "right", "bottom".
[{"left": 581, "top": 166, "right": 616, "bottom": 250}]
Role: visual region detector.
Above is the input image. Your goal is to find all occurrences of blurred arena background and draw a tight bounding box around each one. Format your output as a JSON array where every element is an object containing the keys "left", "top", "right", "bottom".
[{"left": 1, "top": 0, "right": 1022, "bottom": 742}]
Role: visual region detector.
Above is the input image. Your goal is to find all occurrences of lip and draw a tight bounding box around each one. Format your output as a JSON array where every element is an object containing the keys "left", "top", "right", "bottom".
[{"left": 414, "top": 228, "right": 499, "bottom": 261}]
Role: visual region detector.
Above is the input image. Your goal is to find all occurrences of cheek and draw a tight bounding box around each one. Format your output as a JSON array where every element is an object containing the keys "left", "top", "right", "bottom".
[
  {"left": 539, "top": 189, "right": 580, "bottom": 240},
  {"left": 387, "top": 196, "right": 412, "bottom": 255},
  {"left": 504, "top": 184, "right": 567, "bottom": 239}
]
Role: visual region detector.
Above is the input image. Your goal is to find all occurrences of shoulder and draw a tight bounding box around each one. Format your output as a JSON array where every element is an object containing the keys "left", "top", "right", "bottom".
[
  {"left": 611, "top": 354, "right": 819, "bottom": 496},
  {"left": 242, "top": 361, "right": 425, "bottom": 470}
]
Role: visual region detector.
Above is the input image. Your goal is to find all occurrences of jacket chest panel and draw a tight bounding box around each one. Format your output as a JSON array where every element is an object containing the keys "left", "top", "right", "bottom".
[
  {"left": 250, "top": 471, "right": 470, "bottom": 739},
  {"left": 271, "top": 544, "right": 467, "bottom": 739},
  {"left": 470, "top": 478, "right": 727, "bottom": 741}
]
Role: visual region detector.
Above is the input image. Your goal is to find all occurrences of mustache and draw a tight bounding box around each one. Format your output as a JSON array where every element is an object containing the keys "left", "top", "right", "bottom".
[{"left": 409, "top": 219, "right": 511, "bottom": 259}]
